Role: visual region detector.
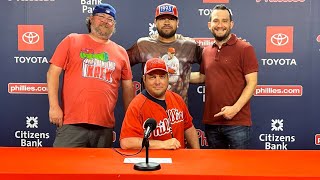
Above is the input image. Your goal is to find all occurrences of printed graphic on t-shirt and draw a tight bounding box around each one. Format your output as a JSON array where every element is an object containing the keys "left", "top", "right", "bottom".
[
  {"left": 81, "top": 49, "right": 116, "bottom": 83},
  {"left": 132, "top": 35, "right": 200, "bottom": 105},
  {"left": 153, "top": 108, "right": 184, "bottom": 137},
  {"left": 161, "top": 47, "right": 180, "bottom": 87}
]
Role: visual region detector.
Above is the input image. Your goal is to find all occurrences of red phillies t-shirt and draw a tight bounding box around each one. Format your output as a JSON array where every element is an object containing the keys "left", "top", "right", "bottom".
[
  {"left": 120, "top": 90, "right": 193, "bottom": 148},
  {"left": 50, "top": 33, "right": 132, "bottom": 127}
]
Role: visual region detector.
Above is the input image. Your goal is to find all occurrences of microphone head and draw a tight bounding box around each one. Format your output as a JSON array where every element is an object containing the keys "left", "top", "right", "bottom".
[{"left": 143, "top": 118, "right": 157, "bottom": 131}]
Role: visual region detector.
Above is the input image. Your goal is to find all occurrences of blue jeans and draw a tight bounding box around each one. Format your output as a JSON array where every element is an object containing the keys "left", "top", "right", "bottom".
[{"left": 205, "top": 125, "right": 251, "bottom": 149}]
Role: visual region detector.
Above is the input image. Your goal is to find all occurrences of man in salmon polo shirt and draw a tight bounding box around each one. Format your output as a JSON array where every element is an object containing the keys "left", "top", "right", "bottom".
[{"left": 47, "top": 3, "right": 134, "bottom": 148}]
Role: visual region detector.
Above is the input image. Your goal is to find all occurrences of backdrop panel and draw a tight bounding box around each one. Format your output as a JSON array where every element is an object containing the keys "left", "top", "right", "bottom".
[{"left": 0, "top": 0, "right": 319, "bottom": 149}]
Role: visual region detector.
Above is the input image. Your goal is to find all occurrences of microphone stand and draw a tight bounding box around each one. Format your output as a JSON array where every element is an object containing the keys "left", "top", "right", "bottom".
[{"left": 134, "top": 138, "right": 161, "bottom": 171}]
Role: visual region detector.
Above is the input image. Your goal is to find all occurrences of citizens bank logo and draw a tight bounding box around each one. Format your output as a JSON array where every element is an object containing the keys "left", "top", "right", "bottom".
[
  {"left": 259, "top": 118, "right": 295, "bottom": 150},
  {"left": 26, "top": 116, "right": 38, "bottom": 128},
  {"left": 197, "top": 85, "right": 205, "bottom": 102},
  {"left": 14, "top": 116, "right": 50, "bottom": 147},
  {"left": 266, "top": 26, "right": 293, "bottom": 53},
  {"left": 203, "top": 0, "right": 229, "bottom": 3},
  {"left": 149, "top": 23, "right": 157, "bottom": 36},
  {"left": 18, "top": 25, "right": 44, "bottom": 51},
  {"left": 271, "top": 119, "right": 283, "bottom": 131},
  {"left": 315, "top": 134, "right": 320, "bottom": 145}
]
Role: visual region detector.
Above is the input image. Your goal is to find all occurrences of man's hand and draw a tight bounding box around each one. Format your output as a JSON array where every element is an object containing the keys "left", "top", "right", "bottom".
[
  {"left": 49, "top": 106, "right": 63, "bottom": 127},
  {"left": 214, "top": 106, "right": 240, "bottom": 120},
  {"left": 162, "top": 138, "right": 181, "bottom": 150}
]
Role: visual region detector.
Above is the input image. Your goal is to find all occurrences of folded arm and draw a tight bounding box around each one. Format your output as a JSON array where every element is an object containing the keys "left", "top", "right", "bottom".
[{"left": 120, "top": 137, "right": 181, "bottom": 150}]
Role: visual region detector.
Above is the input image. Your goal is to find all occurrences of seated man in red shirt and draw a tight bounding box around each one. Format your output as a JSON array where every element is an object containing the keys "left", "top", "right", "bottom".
[{"left": 120, "top": 58, "right": 200, "bottom": 150}]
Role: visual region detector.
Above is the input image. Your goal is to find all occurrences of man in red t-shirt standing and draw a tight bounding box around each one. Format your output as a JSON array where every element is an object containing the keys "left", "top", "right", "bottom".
[
  {"left": 47, "top": 3, "right": 134, "bottom": 148},
  {"left": 120, "top": 58, "right": 199, "bottom": 150},
  {"left": 191, "top": 4, "right": 258, "bottom": 149}
]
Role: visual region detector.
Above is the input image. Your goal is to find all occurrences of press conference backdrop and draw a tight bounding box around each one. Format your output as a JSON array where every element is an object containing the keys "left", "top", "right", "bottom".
[{"left": 1, "top": 0, "right": 319, "bottom": 149}]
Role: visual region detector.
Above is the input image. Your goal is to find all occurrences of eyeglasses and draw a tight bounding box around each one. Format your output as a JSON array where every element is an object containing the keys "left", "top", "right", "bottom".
[{"left": 94, "top": 14, "right": 115, "bottom": 25}]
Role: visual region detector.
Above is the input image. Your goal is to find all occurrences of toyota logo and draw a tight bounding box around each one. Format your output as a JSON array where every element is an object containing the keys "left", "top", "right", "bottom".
[
  {"left": 271, "top": 33, "right": 289, "bottom": 46},
  {"left": 22, "top": 32, "right": 40, "bottom": 44}
]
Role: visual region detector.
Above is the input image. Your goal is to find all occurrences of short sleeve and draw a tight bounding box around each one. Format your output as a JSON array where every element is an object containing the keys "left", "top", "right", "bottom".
[
  {"left": 120, "top": 97, "right": 144, "bottom": 139},
  {"left": 242, "top": 45, "right": 259, "bottom": 75},
  {"left": 121, "top": 51, "right": 133, "bottom": 80},
  {"left": 50, "top": 35, "right": 71, "bottom": 70}
]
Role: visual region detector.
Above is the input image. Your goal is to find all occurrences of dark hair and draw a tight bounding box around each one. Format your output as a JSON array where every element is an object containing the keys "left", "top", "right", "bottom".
[{"left": 209, "top": 4, "right": 233, "bottom": 21}]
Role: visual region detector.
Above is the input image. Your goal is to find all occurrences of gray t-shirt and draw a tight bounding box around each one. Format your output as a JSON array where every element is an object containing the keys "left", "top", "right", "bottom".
[{"left": 127, "top": 34, "right": 202, "bottom": 105}]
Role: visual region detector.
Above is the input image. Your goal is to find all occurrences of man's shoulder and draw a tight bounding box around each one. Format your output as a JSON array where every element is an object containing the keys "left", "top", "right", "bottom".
[
  {"left": 176, "top": 34, "right": 194, "bottom": 41},
  {"left": 60, "top": 33, "right": 88, "bottom": 45},
  {"left": 236, "top": 40, "right": 252, "bottom": 49},
  {"left": 176, "top": 34, "right": 197, "bottom": 44},
  {"left": 130, "top": 93, "right": 148, "bottom": 105},
  {"left": 233, "top": 34, "right": 253, "bottom": 48},
  {"left": 166, "top": 90, "right": 184, "bottom": 102},
  {"left": 67, "top": 33, "right": 86, "bottom": 38},
  {"left": 137, "top": 35, "right": 156, "bottom": 43},
  {"left": 110, "top": 40, "right": 126, "bottom": 51}
]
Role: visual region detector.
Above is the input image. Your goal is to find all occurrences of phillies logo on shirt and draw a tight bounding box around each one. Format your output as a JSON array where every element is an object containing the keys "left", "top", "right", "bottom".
[
  {"left": 193, "top": 38, "right": 215, "bottom": 47},
  {"left": 153, "top": 108, "right": 184, "bottom": 137}
]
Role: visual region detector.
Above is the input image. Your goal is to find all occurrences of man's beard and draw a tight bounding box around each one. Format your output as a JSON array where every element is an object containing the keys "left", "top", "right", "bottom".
[
  {"left": 157, "top": 27, "right": 176, "bottom": 39},
  {"left": 93, "top": 25, "right": 115, "bottom": 40},
  {"left": 211, "top": 29, "right": 231, "bottom": 42}
]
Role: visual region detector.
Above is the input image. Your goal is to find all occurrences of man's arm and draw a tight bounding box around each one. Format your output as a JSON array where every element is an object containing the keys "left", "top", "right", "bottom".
[
  {"left": 120, "top": 137, "right": 181, "bottom": 150},
  {"left": 190, "top": 72, "right": 205, "bottom": 84},
  {"left": 214, "top": 72, "right": 258, "bottom": 119},
  {"left": 184, "top": 125, "right": 200, "bottom": 149},
  {"left": 121, "top": 80, "right": 135, "bottom": 112},
  {"left": 127, "top": 43, "right": 142, "bottom": 66},
  {"left": 47, "top": 64, "right": 63, "bottom": 127}
]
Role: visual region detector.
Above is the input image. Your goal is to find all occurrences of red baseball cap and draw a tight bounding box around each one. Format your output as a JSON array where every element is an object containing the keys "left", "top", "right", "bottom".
[
  {"left": 155, "top": 3, "right": 178, "bottom": 19},
  {"left": 144, "top": 58, "right": 168, "bottom": 74},
  {"left": 168, "top": 47, "right": 175, "bottom": 53}
]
